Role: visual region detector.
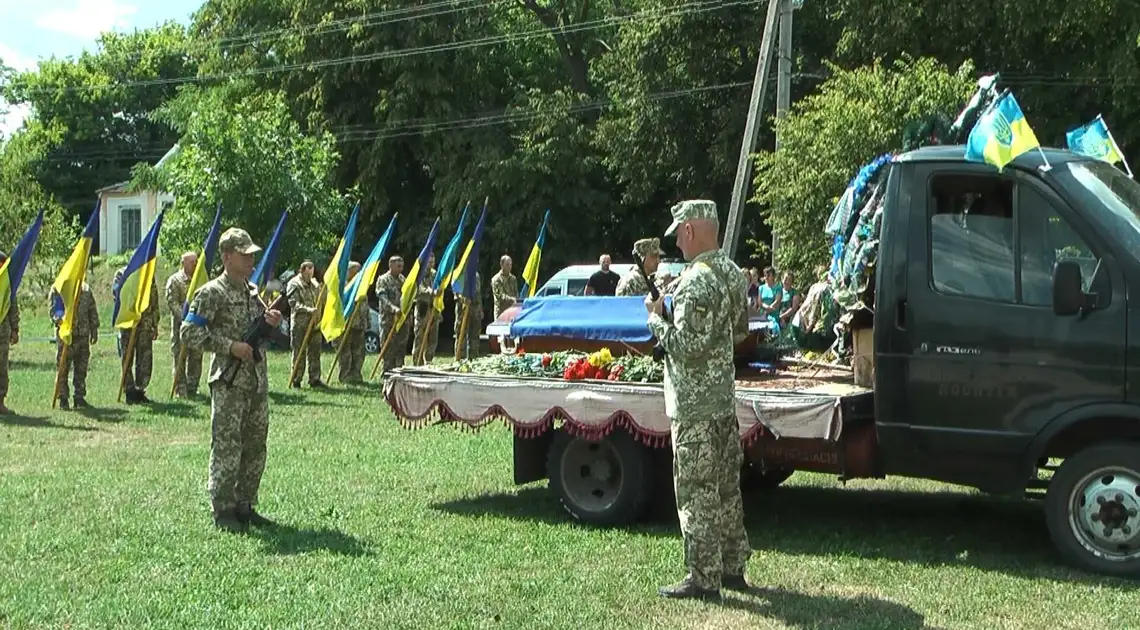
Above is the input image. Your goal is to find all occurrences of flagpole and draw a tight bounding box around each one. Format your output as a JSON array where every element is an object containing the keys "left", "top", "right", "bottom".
[
  {"left": 1103, "top": 122, "right": 1134, "bottom": 178},
  {"left": 368, "top": 318, "right": 402, "bottom": 381},
  {"left": 52, "top": 286, "right": 83, "bottom": 408},
  {"left": 170, "top": 344, "right": 188, "bottom": 398},
  {"left": 288, "top": 285, "right": 327, "bottom": 387},
  {"left": 117, "top": 326, "right": 140, "bottom": 403},
  {"left": 415, "top": 305, "right": 436, "bottom": 365},
  {"left": 454, "top": 298, "right": 471, "bottom": 362},
  {"left": 326, "top": 302, "right": 361, "bottom": 384}
]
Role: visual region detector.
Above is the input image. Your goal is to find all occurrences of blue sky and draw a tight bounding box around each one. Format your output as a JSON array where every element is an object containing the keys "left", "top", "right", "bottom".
[{"left": 0, "top": 0, "right": 202, "bottom": 137}]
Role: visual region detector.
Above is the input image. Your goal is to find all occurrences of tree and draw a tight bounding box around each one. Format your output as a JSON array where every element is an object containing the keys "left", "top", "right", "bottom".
[{"left": 751, "top": 56, "right": 976, "bottom": 278}]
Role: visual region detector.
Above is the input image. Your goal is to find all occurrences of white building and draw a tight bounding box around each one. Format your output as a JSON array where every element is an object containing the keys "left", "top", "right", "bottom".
[{"left": 95, "top": 145, "right": 179, "bottom": 255}]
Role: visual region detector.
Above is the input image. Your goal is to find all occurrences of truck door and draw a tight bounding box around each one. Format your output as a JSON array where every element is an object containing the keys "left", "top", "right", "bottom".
[{"left": 896, "top": 162, "right": 1126, "bottom": 488}]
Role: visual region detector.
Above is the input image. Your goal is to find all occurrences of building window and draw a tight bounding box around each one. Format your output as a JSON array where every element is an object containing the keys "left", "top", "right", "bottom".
[{"left": 120, "top": 205, "right": 142, "bottom": 252}]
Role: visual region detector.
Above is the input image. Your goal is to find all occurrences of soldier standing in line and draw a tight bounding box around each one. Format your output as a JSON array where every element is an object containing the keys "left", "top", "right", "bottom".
[
  {"left": 49, "top": 282, "right": 99, "bottom": 409},
  {"left": 616, "top": 237, "right": 666, "bottom": 297},
  {"left": 181, "top": 228, "right": 283, "bottom": 532},
  {"left": 490, "top": 255, "right": 518, "bottom": 353},
  {"left": 646, "top": 200, "right": 752, "bottom": 601},
  {"left": 338, "top": 261, "right": 367, "bottom": 384},
  {"left": 166, "top": 251, "right": 203, "bottom": 398},
  {"left": 374, "top": 256, "right": 407, "bottom": 375},
  {"left": 453, "top": 271, "right": 483, "bottom": 361},
  {"left": 286, "top": 261, "right": 325, "bottom": 389},
  {"left": 411, "top": 254, "right": 440, "bottom": 366},
  {"left": 113, "top": 265, "right": 159, "bottom": 404},
  {"left": 0, "top": 250, "right": 17, "bottom": 415}
]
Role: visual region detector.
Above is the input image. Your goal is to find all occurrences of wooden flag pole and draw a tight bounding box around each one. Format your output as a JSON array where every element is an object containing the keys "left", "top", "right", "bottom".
[
  {"left": 368, "top": 316, "right": 402, "bottom": 381},
  {"left": 51, "top": 336, "right": 69, "bottom": 409},
  {"left": 454, "top": 298, "right": 471, "bottom": 362},
  {"left": 326, "top": 302, "right": 361, "bottom": 384},
  {"left": 117, "top": 326, "right": 140, "bottom": 403},
  {"left": 288, "top": 285, "right": 327, "bottom": 387},
  {"left": 170, "top": 342, "right": 188, "bottom": 398},
  {"left": 415, "top": 305, "right": 436, "bottom": 365}
]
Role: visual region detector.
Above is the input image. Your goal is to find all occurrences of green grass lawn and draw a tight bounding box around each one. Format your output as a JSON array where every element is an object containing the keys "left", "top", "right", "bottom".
[{"left": 0, "top": 314, "right": 1131, "bottom": 629}]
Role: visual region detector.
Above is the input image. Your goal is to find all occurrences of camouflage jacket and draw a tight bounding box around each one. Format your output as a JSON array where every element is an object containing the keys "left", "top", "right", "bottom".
[
  {"left": 50, "top": 284, "right": 100, "bottom": 342},
  {"left": 345, "top": 273, "right": 369, "bottom": 332},
  {"left": 286, "top": 275, "right": 320, "bottom": 322},
  {"left": 112, "top": 267, "right": 160, "bottom": 332},
  {"left": 374, "top": 272, "right": 405, "bottom": 320},
  {"left": 180, "top": 272, "right": 269, "bottom": 393},
  {"left": 0, "top": 298, "right": 18, "bottom": 343},
  {"left": 454, "top": 271, "right": 483, "bottom": 324},
  {"left": 165, "top": 270, "right": 190, "bottom": 322},
  {"left": 415, "top": 268, "right": 437, "bottom": 305},
  {"left": 615, "top": 268, "right": 651, "bottom": 297},
  {"left": 647, "top": 249, "right": 748, "bottom": 421},
  {"left": 490, "top": 271, "right": 518, "bottom": 318}
]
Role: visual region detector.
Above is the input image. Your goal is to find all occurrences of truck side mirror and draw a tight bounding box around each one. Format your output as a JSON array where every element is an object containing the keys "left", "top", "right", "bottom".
[{"left": 1052, "top": 260, "right": 1084, "bottom": 316}]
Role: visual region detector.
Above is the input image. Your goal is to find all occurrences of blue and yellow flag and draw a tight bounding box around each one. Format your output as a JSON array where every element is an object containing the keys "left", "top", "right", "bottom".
[
  {"left": 519, "top": 209, "right": 550, "bottom": 299},
  {"left": 1067, "top": 115, "right": 1125, "bottom": 165},
  {"left": 396, "top": 219, "right": 441, "bottom": 332},
  {"left": 251, "top": 209, "right": 288, "bottom": 290},
  {"left": 0, "top": 208, "right": 45, "bottom": 324},
  {"left": 964, "top": 92, "right": 1041, "bottom": 171},
  {"left": 113, "top": 210, "right": 165, "bottom": 330},
  {"left": 184, "top": 203, "right": 223, "bottom": 318},
  {"left": 318, "top": 204, "right": 360, "bottom": 342},
  {"left": 50, "top": 205, "right": 98, "bottom": 345},
  {"left": 432, "top": 201, "right": 470, "bottom": 313},
  {"left": 454, "top": 204, "right": 488, "bottom": 300},
  {"left": 344, "top": 213, "right": 397, "bottom": 319}
]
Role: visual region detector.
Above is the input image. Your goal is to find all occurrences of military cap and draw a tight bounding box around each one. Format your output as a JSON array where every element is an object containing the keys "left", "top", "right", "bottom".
[
  {"left": 632, "top": 237, "right": 665, "bottom": 258},
  {"left": 664, "top": 199, "right": 719, "bottom": 237},
  {"left": 219, "top": 228, "right": 262, "bottom": 254}
]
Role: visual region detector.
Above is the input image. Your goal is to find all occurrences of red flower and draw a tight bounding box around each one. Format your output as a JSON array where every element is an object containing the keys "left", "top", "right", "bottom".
[{"left": 541, "top": 354, "right": 552, "bottom": 368}]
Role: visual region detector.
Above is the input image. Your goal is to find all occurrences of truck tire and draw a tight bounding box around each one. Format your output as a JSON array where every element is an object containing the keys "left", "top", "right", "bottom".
[
  {"left": 546, "top": 428, "right": 655, "bottom": 526},
  {"left": 364, "top": 331, "right": 380, "bottom": 354},
  {"left": 1045, "top": 443, "right": 1140, "bottom": 577},
  {"left": 741, "top": 463, "right": 795, "bottom": 493}
]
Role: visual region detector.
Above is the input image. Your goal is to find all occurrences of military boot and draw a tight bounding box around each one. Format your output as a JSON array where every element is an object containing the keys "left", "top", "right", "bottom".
[
  {"left": 235, "top": 504, "right": 276, "bottom": 527},
  {"left": 73, "top": 397, "right": 90, "bottom": 409},
  {"left": 125, "top": 390, "right": 142, "bottom": 405},
  {"left": 721, "top": 574, "right": 752, "bottom": 592},
  {"left": 58, "top": 397, "right": 70, "bottom": 410},
  {"left": 0, "top": 400, "right": 10, "bottom": 415},
  {"left": 658, "top": 575, "right": 721, "bottom": 601},
  {"left": 213, "top": 509, "right": 248, "bottom": 533}
]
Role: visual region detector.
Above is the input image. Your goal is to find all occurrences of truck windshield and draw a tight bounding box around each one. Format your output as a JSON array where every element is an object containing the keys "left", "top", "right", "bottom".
[{"left": 1060, "top": 160, "right": 1140, "bottom": 252}]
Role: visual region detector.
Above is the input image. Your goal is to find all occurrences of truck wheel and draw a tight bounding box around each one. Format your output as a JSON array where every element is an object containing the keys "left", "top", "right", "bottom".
[
  {"left": 741, "top": 463, "right": 794, "bottom": 493},
  {"left": 364, "top": 332, "right": 380, "bottom": 354},
  {"left": 546, "top": 428, "right": 654, "bottom": 526},
  {"left": 1045, "top": 443, "right": 1140, "bottom": 577}
]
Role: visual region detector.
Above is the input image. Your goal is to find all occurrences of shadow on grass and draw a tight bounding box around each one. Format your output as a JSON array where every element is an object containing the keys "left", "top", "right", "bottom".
[
  {"left": 141, "top": 400, "right": 202, "bottom": 419},
  {"left": 0, "top": 413, "right": 99, "bottom": 431},
  {"left": 268, "top": 391, "right": 308, "bottom": 406},
  {"left": 722, "top": 588, "right": 946, "bottom": 630},
  {"left": 75, "top": 406, "right": 129, "bottom": 423},
  {"left": 10, "top": 359, "right": 57, "bottom": 373},
  {"left": 432, "top": 484, "right": 1131, "bottom": 587},
  {"left": 247, "top": 522, "right": 371, "bottom": 557}
]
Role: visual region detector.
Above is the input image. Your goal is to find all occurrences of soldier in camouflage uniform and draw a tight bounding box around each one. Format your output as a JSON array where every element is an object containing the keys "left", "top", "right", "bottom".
[
  {"left": 49, "top": 282, "right": 100, "bottom": 409},
  {"left": 453, "top": 271, "right": 483, "bottom": 361},
  {"left": 113, "top": 266, "right": 160, "bottom": 404},
  {"left": 0, "top": 250, "right": 17, "bottom": 415},
  {"left": 616, "top": 237, "right": 666, "bottom": 297},
  {"left": 286, "top": 261, "right": 325, "bottom": 388},
  {"left": 411, "top": 254, "right": 440, "bottom": 366},
  {"left": 166, "top": 252, "right": 204, "bottom": 397},
  {"left": 374, "top": 256, "right": 407, "bottom": 375},
  {"left": 338, "top": 261, "right": 367, "bottom": 384},
  {"left": 647, "top": 200, "right": 752, "bottom": 601},
  {"left": 181, "top": 228, "right": 283, "bottom": 533},
  {"left": 490, "top": 256, "right": 519, "bottom": 353}
]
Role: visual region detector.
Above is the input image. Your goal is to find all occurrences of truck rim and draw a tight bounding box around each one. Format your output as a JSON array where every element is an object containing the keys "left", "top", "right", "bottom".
[
  {"left": 1068, "top": 466, "right": 1140, "bottom": 562},
  {"left": 561, "top": 438, "right": 622, "bottom": 513}
]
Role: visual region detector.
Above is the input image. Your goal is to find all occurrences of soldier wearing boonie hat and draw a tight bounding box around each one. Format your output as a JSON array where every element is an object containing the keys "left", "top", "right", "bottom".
[{"left": 616, "top": 237, "right": 666, "bottom": 297}]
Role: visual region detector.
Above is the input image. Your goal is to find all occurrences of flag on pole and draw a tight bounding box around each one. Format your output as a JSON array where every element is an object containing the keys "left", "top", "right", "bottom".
[
  {"left": 964, "top": 92, "right": 1042, "bottom": 172},
  {"left": 318, "top": 204, "right": 360, "bottom": 342},
  {"left": 113, "top": 210, "right": 165, "bottom": 329},
  {"left": 183, "top": 203, "right": 223, "bottom": 318},
  {"left": 0, "top": 208, "right": 45, "bottom": 324},
  {"left": 455, "top": 204, "right": 488, "bottom": 300},
  {"left": 432, "top": 201, "right": 470, "bottom": 313},
  {"left": 1067, "top": 115, "right": 1130, "bottom": 176},
  {"left": 250, "top": 210, "right": 288, "bottom": 289},
  {"left": 519, "top": 209, "right": 550, "bottom": 299},
  {"left": 343, "top": 213, "right": 397, "bottom": 319},
  {"left": 396, "top": 218, "right": 441, "bottom": 332},
  {"left": 50, "top": 205, "right": 99, "bottom": 345}
]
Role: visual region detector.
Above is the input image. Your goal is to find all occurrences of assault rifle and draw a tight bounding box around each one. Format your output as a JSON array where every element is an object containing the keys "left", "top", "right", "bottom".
[
  {"left": 221, "top": 293, "right": 287, "bottom": 386},
  {"left": 634, "top": 253, "right": 668, "bottom": 362}
]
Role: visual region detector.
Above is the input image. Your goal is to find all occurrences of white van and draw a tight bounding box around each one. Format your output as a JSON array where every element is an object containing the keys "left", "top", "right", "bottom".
[{"left": 534, "top": 261, "right": 688, "bottom": 296}]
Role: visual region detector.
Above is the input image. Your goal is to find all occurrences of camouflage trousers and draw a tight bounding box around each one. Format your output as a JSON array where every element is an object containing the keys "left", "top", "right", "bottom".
[
  {"left": 337, "top": 328, "right": 366, "bottom": 384},
  {"left": 208, "top": 382, "right": 269, "bottom": 514},
  {"left": 119, "top": 329, "right": 154, "bottom": 393},
  {"left": 453, "top": 310, "right": 481, "bottom": 361},
  {"left": 411, "top": 304, "right": 440, "bottom": 366},
  {"left": 671, "top": 413, "right": 752, "bottom": 590},
  {"left": 55, "top": 339, "right": 91, "bottom": 401},
  {"left": 0, "top": 341, "right": 8, "bottom": 401},
  {"left": 171, "top": 317, "right": 203, "bottom": 396},
  {"left": 378, "top": 317, "right": 409, "bottom": 376},
  {"left": 290, "top": 314, "right": 322, "bottom": 385}
]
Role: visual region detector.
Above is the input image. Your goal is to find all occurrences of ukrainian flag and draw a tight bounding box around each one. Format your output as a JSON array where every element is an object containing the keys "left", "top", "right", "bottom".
[
  {"left": 113, "top": 210, "right": 165, "bottom": 329},
  {"left": 184, "top": 203, "right": 223, "bottom": 318},
  {"left": 251, "top": 209, "right": 288, "bottom": 290},
  {"left": 318, "top": 204, "right": 360, "bottom": 342},
  {"left": 0, "top": 208, "right": 45, "bottom": 324},
  {"left": 432, "top": 201, "right": 470, "bottom": 313},
  {"left": 50, "top": 205, "right": 98, "bottom": 345},
  {"left": 1067, "top": 115, "right": 1124, "bottom": 165},
  {"left": 396, "top": 219, "right": 441, "bottom": 332},
  {"left": 343, "top": 213, "right": 397, "bottom": 320},
  {"left": 964, "top": 92, "right": 1041, "bottom": 171},
  {"left": 455, "top": 204, "right": 488, "bottom": 300},
  {"left": 519, "top": 209, "right": 549, "bottom": 299}
]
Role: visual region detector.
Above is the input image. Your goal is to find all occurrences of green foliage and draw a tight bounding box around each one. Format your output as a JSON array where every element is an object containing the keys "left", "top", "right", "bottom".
[
  {"left": 751, "top": 57, "right": 976, "bottom": 278},
  {"left": 131, "top": 87, "right": 346, "bottom": 271}
]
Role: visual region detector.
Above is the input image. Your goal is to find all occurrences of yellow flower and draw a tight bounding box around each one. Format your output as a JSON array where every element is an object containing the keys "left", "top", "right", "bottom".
[{"left": 587, "top": 347, "right": 614, "bottom": 367}]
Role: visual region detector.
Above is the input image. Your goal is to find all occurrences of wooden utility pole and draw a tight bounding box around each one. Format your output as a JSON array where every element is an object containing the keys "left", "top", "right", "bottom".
[
  {"left": 722, "top": 0, "right": 795, "bottom": 261},
  {"left": 771, "top": 0, "right": 794, "bottom": 261}
]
